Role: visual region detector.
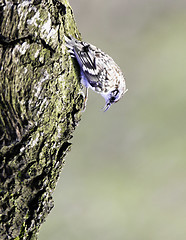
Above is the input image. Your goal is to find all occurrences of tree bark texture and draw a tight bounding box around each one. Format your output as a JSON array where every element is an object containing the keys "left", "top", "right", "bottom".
[{"left": 0, "top": 0, "right": 83, "bottom": 239}]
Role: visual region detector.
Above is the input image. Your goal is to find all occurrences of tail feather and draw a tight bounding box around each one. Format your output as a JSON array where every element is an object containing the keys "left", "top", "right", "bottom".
[
  {"left": 65, "top": 35, "right": 78, "bottom": 57},
  {"left": 64, "top": 35, "right": 76, "bottom": 48}
]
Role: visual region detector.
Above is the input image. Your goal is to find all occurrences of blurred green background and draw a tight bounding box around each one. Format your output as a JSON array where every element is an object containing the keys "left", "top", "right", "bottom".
[{"left": 39, "top": 0, "right": 186, "bottom": 239}]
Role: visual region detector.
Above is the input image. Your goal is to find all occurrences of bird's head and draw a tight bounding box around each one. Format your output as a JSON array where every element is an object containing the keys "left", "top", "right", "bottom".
[{"left": 102, "top": 83, "right": 128, "bottom": 112}]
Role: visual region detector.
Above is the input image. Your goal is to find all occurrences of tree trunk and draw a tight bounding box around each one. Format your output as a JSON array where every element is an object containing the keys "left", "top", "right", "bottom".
[{"left": 0, "top": 0, "right": 83, "bottom": 239}]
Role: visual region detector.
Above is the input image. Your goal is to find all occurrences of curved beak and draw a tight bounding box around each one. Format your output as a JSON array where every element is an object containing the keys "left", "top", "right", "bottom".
[{"left": 103, "top": 102, "right": 111, "bottom": 112}]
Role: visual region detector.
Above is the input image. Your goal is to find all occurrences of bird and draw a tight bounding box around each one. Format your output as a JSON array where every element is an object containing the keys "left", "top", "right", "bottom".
[{"left": 65, "top": 35, "right": 128, "bottom": 111}]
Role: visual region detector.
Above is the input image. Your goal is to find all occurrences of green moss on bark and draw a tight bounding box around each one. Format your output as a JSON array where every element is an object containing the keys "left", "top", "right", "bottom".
[{"left": 0, "top": 0, "right": 83, "bottom": 239}]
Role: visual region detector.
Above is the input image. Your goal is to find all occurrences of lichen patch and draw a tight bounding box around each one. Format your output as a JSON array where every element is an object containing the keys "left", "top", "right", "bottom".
[{"left": 27, "top": 11, "right": 40, "bottom": 27}]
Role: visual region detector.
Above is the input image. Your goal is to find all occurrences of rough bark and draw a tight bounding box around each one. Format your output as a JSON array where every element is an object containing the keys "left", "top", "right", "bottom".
[{"left": 0, "top": 0, "right": 83, "bottom": 239}]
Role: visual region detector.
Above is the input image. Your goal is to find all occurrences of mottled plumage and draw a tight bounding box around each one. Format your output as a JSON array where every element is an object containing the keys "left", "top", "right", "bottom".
[{"left": 65, "top": 35, "right": 128, "bottom": 111}]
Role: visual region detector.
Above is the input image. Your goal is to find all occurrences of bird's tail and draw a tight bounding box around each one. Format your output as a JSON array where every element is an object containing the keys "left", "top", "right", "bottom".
[
  {"left": 65, "top": 35, "right": 85, "bottom": 57},
  {"left": 64, "top": 35, "right": 77, "bottom": 56}
]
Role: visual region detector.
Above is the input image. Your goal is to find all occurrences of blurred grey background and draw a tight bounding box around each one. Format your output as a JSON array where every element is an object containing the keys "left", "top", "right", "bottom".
[{"left": 39, "top": 0, "right": 186, "bottom": 239}]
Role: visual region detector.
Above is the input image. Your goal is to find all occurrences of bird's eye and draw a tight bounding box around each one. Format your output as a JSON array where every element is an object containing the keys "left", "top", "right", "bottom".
[
  {"left": 111, "top": 89, "right": 119, "bottom": 98},
  {"left": 112, "top": 89, "right": 119, "bottom": 97},
  {"left": 109, "top": 89, "right": 119, "bottom": 103}
]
